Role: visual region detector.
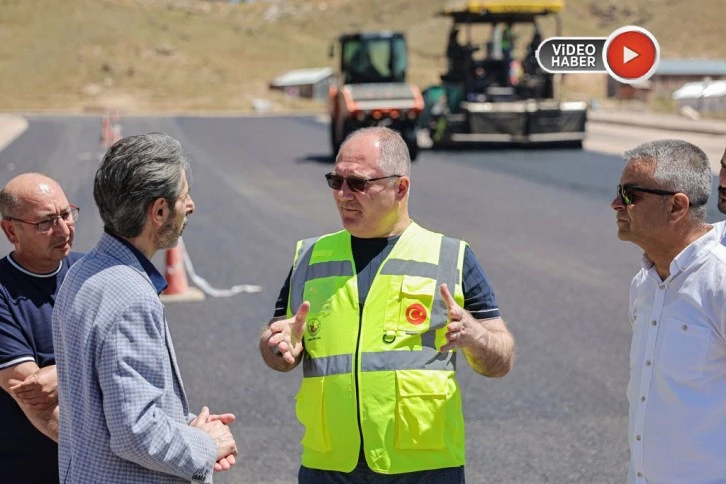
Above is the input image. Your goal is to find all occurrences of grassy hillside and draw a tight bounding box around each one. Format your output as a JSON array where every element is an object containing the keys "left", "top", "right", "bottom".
[{"left": 0, "top": 0, "right": 722, "bottom": 113}]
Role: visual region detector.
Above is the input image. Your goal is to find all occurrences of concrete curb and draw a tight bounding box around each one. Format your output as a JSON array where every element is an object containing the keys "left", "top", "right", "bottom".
[
  {"left": 0, "top": 114, "right": 29, "bottom": 153},
  {"left": 588, "top": 111, "right": 726, "bottom": 136}
]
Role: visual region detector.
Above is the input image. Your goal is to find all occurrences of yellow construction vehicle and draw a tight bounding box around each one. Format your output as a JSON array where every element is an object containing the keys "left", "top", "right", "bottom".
[
  {"left": 328, "top": 32, "right": 424, "bottom": 160},
  {"left": 420, "top": 0, "right": 587, "bottom": 148}
]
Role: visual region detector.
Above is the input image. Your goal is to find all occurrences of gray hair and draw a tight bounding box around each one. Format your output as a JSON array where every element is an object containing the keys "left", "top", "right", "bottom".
[
  {"left": 94, "top": 133, "right": 190, "bottom": 238},
  {"left": 0, "top": 187, "right": 20, "bottom": 219},
  {"left": 340, "top": 127, "right": 411, "bottom": 177},
  {"left": 624, "top": 139, "right": 711, "bottom": 223}
]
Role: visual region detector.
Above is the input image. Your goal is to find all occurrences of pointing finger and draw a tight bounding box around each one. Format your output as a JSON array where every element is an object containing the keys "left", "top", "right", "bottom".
[
  {"left": 440, "top": 283, "right": 463, "bottom": 320},
  {"left": 440, "top": 283, "right": 456, "bottom": 308},
  {"left": 292, "top": 301, "right": 310, "bottom": 337},
  {"left": 295, "top": 301, "right": 310, "bottom": 323}
]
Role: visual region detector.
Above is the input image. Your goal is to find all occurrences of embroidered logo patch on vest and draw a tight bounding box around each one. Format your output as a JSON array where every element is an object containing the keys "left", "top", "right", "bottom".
[
  {"left": 308, "top": 318, "right": 321, "bottom": 336},
  {"left": 405, "top": 303, "right": 427, "bottom": 325}
]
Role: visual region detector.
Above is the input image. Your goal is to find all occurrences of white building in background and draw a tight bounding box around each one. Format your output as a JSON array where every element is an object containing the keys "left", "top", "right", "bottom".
[
  {"left": 269, "top": 67, "right": 334, "bottom": 101},
  {"left": 672, "top": 80, "right": 726, "bottom": 116}
]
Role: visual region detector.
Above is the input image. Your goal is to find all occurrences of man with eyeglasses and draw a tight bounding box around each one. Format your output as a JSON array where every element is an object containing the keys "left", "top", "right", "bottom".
[
  {"left": 0, "top": 172, "right": 83, "bottom": 484},
  {"left": 612, "top": 139, "right": 726, "bottom": 483},
  {"left": 52, "top": 133, "right": 237, "bottom": 484},
  {"left": 259, "top": 127, "right": 515, "bottom": 483}
]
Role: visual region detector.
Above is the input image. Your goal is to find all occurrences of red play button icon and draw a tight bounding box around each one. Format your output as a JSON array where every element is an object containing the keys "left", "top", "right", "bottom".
[{"left": 604, "top": 26, "right": 660, "bottom": 83}]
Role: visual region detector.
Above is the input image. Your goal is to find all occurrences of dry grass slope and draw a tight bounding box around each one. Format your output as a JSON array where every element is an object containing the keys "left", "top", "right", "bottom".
[{"left": 0, "top": 0, "right": 722, "bottom": 112}]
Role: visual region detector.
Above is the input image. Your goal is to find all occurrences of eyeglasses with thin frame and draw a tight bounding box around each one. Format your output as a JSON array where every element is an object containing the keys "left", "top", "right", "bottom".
[
  {"left": 4, "top": 205, "right": 79, "bottom": 232},
  {"left": 325, "top": 173, "right": 402, "bottom": 193}
]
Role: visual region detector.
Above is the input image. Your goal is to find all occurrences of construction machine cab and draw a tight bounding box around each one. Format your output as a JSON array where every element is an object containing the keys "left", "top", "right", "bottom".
[
  {"left": 335, "top": 32, "right": 409, "bottom": 85},
  {"left": 440, "top": 1, "right": 561, "bottom": 103},
  {"left": 328, "top": 32, "right": 423, "bottom": 160}
]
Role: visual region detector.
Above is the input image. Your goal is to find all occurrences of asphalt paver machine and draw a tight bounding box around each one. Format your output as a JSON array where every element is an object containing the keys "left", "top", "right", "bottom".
[{"left": 420, "top": 0, "right": 587, "bottom": 148}]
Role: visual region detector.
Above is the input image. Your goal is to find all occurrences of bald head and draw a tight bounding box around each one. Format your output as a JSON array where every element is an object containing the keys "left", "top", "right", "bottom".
[
  {"left": 339, "top": 127, "right": 411, "bottom": 177},
  {"left": 0, "top": 172, "right": 74, "bottom": 271},
  {"left": 0, "top": 172, "right": 63, "bottom": 219}
]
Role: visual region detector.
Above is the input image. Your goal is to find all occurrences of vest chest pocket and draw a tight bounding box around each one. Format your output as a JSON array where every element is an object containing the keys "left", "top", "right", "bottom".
[
  {"left": 295, "top": 377, "right": 332, "bottom": 453},
  {"left": 394, "top": 276, "right": 436, "bottom": 334},
  {"left": 394, "top": 370, "right": 447, "bottom": 450}
]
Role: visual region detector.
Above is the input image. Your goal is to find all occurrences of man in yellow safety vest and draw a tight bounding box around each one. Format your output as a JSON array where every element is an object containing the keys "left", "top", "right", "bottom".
[{"left": 259, "top": 126, "right": 515, "bottom": 483}]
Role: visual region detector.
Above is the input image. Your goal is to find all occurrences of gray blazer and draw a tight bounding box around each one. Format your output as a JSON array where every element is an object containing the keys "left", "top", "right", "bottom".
[{"left": 53, "top": 233, "right": 217, "bottom": 483}]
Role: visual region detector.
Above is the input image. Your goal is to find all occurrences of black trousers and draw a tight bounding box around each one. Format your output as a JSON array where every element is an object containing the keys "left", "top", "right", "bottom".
[{"left": 298, "top": 463, "right": 465, "bottom": 484}]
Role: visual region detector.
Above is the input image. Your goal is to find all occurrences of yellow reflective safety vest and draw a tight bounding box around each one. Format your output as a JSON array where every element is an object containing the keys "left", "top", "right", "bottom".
[{"left": 287, "top": 221, "right": 467, "bottom": 474}]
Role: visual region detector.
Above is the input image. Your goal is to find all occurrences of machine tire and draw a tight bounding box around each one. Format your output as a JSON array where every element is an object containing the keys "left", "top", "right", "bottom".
[
  {"left": 565, "top": 140, "right": 583, "bottom": 150},
  {"left": 330, "top": 119, "right": 341, "bottom": 159},
  {"left": 402, "top": 126, "right": 419, "bottom": 161},
  {"left": 407, "top": 141, "right": 419, "bottom": 161}
]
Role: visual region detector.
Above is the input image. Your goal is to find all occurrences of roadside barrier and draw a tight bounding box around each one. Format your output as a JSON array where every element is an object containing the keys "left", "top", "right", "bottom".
[{"left": 160, "top": 237, "right": 263, "bottom": 303}]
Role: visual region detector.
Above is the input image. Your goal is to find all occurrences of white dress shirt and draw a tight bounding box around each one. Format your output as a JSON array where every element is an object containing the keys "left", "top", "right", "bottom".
[{"left": 627, "top": 222, "right": 726, "bottom": 484}]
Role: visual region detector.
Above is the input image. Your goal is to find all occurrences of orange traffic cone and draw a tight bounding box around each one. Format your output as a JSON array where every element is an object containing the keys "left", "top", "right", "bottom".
[
  {"left": 159, "top": 245, "right": 205, "bottom": 303},
  {"left": 100, "top": 116, "right": 112, "bottom": 147},
  {"left": 110, "top": 110, "right": 122, "bottom": 143}
]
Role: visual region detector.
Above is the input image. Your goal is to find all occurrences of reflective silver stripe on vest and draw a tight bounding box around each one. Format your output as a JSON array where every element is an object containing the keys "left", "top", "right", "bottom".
[
  {"left": 289, "top": 237, "right": 318, "bottom": 313},
  {"left": 361, "top": 348, "right": 456, "bottom": 372},
  {"left": 307, "top": 260, "right": 354, "bottom": 280},
  {"left": 303, "top": 354, "right": 353, "bottom": 377},
  {"left": 380, "top": 259, "right": 438, "bottom": 279},
  {"left": 431, "top": 236, "right": 460, "bottom": 328},
  {"left": 294, "top": 234, "right": 463, "bottom": 375},
  {"left": 295, "top": 237, "right": 319, "bottom": 267},
  {"left": 422, "top": 236, "right": 461, "bottom": 349},
  {"left": 303, "top": 350, "right": 455, "bottom": 377}
]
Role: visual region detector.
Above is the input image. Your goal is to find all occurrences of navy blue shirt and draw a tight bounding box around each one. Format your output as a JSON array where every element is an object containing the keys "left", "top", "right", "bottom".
[
  {"left": 106, "top": 229, "right": 168, "bottom": 295},
  {"left": 273, "top": 235, "right": 500, "bottom": 319},
  {"left": 0, "top": 252, "right": 84, "bottom": 483}
]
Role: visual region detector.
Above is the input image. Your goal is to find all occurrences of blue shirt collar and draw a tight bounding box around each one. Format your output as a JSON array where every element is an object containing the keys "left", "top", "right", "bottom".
[{"left": 104, "top": 228, "right": 168, "bottom": 295}]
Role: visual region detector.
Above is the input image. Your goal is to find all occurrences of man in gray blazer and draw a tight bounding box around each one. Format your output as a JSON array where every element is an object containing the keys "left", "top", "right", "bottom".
[{"left": 52, "top": 133, "right": 237, "bottom": 483}]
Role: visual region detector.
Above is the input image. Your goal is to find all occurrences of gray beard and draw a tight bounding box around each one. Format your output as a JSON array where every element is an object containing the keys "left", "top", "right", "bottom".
[{"left": 157, "top": 216, "right": 187, "bottom": 249}]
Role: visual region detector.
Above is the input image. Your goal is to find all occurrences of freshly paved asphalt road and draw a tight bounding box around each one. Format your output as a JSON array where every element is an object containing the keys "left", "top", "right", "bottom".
[{"left": 1, "top": 116, "right": 725, "bottom": 483}]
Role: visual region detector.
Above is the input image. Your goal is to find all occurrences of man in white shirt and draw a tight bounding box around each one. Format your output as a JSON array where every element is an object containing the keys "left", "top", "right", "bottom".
[{"left": 612, "top": 139, "right": 726, "bottom": 484}]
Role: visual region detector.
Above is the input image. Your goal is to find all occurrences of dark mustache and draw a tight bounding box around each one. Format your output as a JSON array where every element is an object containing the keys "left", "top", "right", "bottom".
[{"left": 719, "top": 186, "right": 726, "bottom": 195}]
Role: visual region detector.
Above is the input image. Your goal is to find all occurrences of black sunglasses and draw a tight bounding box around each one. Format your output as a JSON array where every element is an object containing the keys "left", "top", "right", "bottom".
[
  {"left": 617, "top": 184, "right": 678, "bottom": 206},
  {"left": 325, "top": 173, "right": 402, "bottom": 193}
]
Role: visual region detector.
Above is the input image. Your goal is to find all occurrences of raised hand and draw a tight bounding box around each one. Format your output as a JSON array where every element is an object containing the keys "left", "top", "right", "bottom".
[
  {"left": 439, "top": 283, "right": 481, "bottom": 352},
  {"left": 267, "top": 302, "right": 310, "bottom": 364}
]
